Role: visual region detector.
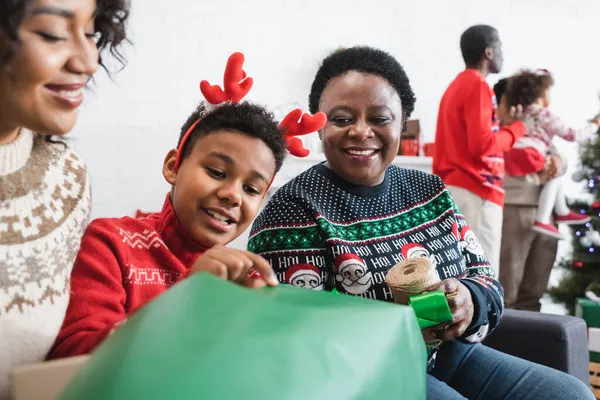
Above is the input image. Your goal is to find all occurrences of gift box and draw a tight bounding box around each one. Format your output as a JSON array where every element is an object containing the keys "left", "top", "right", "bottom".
[
  {"left": 58, "top": 274, "right": 427, "bottom": 400},
  {"left": 576, "top": 298, "right": 600, "bottom": 328},
  {"left": 400, "top": 120, "right": 421, "bottom": 156},
  {"left": 401, "top": 139, "right": 419, "bottom": 156},
  {"left": 11, "top": 356, "right": 88, "bottom": 400},
  {"left": 422, "top": 143, "right": 435, "bottom": 157},
  {"left": 576, "top": 297, "right": 600, "bottom": 396}
]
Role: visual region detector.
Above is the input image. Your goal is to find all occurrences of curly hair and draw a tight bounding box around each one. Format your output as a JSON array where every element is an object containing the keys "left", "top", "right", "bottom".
[
  {"left": 178, "top": 102, "right": 287, "bottom": 173},
  {"left": 460, "top": 25, "right": 499, "bottom": 67},
  {"left": 493, "top": 78, "right": 509, "bottom": 103},
  {"left": 0, "top": 0, "right": 129, "bottom": 70},
  {"left": 308, "top": 46, "right": 416, "bottom": 122},
  {"left": 505, "top": 69, "right": 554, "bottom": 109}
]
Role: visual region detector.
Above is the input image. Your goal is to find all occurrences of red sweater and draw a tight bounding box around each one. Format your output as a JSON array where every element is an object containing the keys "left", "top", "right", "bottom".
[
  {"left": 433, "top": 69, "right": 526, "bottom": 206},
  {"left": 47, "top": 194, "right": 206, "bottom": 359}
]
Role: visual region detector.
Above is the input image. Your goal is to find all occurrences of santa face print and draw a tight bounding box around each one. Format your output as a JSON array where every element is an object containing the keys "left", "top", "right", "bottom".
[
  {"left": 408, "top": 248, "right": 429, "bottom": 259},
  {"left": 464, "top": 324, "right": 489, "bottom": 343},
  {"left": 290, "top": 272, "right": 323, "bottom": 291},
  {"left": 463, "top": 230, "right": 486, "bottom": 256},
  {"left": 336, "top": 260, "right": 374, "bottom": 295},
  {"left": 451, "top": 222, "right": 460, "bottom": 242},
  {"left": 286, "top": 264, "right": 324, "bottom": 291},
  {"left": 403, "top": 244, "right": 438, "bottom": 269}
]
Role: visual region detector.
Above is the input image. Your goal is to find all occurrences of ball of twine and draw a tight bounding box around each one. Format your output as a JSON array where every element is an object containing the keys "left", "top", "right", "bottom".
[{"left": 385, "top": 257, "right": 441, "bottom": 305}]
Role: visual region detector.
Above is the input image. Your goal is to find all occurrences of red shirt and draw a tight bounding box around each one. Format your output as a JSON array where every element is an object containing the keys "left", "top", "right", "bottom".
[
  {"left": 48, "top": 194, "right": 206, "bottom": 359},
  {"left": 433, "top": 69, "right": 526, "bottom": 206}
]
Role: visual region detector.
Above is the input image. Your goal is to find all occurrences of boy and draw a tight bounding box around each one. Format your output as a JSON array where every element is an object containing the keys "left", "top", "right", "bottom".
[
  {"left": 433, "top": 25, "right": 526, "bottom": 274},
  {"left": 47, "top": 100, "right": 290, "bottom": 358}
]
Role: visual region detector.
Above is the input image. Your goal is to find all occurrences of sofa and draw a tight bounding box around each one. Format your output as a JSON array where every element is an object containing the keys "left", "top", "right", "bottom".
[{"left": 483, "top": 308, "right": 590, "bottom": 384}]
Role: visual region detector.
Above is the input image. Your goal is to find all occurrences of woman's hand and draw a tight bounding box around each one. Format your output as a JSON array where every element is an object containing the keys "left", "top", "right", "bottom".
[
  {"left": 189, "top": 245, "right": 278, "bottom": 288},
  {"left": 420, "top": 278, "right": 474, "bottom": 342}
]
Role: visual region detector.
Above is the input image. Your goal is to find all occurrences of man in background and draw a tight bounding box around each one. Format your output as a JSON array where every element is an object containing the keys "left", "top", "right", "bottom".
[{"left": 433, "top": 25, "right": 525, "bottom": 274}]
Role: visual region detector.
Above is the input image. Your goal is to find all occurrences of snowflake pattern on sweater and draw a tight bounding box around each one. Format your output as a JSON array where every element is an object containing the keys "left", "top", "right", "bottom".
[
  {"left": 47, "top": 194, "right": 206, "bottom": 359},
  {"left": 249, "top": 164, "right": 503, "bottom": 370},
  {"left": 0, "top": 131, "right": 91, "bottom": 400}
]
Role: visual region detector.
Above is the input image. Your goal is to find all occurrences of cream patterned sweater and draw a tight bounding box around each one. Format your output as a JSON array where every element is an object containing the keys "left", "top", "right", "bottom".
[{"left": 0, "top": 130, "right": 91, "bottom": 399}]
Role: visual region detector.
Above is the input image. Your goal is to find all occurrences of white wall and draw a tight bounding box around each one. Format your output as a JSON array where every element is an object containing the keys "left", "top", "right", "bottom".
[
  {"left": 71, "top": 0, "right": 600, "bottom": 219},
  {"left": 68, "top": 0, "right": 600, "bottom": 314}
]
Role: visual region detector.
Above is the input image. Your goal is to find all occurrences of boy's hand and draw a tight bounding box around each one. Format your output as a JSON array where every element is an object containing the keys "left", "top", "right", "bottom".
[
  {"left": 589, "top": 117, "right": 600, "bottom": 126},
  {"left": 189, "top": 245, "right": 278, "bottom": 288},
  {"left": 500, "top": 104, "right": 524, "bottom": 126}
]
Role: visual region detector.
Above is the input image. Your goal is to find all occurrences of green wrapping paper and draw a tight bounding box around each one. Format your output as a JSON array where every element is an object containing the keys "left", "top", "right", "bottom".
[
  {"left": 58, "top": 273, "right": 427, "bottom": 400},
  {"left": 408, "top": 291, "right": 453, "bottom": 329}
]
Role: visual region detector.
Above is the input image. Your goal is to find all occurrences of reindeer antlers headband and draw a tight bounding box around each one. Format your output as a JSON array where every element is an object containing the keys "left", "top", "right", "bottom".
[{"left": 174, "top": 52, "right": 327, "bottom": 170}]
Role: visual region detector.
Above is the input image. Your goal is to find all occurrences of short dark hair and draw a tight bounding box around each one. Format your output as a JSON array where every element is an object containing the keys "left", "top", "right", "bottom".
[
  {"left": 493, "top": 78, "right": 509, "bottom": 102},
  {"left": 505, "top": 69, "right": 554, "bottom": 108},
  {"left": 308, "top": 46, "right": 416, "bottom": 121},
  {"left": 0, "top": 0, "right": 129, "bottom": 70},
  {"left": 460, "top": 25, "right": 499, "bottom": 67},
  {"left": 178, "top": 102, "right": 287, "bottom": 173}
]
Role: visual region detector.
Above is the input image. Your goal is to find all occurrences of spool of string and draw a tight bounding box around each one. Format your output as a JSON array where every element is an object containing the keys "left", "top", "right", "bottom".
[{"left": 385, "top": 257, "right": 441, "bottom": 305}]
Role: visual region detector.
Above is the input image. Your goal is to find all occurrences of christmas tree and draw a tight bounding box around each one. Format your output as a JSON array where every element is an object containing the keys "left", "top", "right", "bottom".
[{"left": 548, "top": 125, "right": 600, "bottom": 315}]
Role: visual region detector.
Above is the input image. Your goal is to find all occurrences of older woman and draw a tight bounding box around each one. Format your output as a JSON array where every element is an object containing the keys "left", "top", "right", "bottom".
[
  {"left": 0, "top": 0, "right": 128, "bottom": 397},
  {"left": 249, "top": 47, "right": 593, "bottom": 399}
]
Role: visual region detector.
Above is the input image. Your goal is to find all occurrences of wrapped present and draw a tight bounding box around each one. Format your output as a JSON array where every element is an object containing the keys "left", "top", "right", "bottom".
[
  {"left": 399, "top": 119, "right": 421, "bottom": 156},
  {"left": 576, "top": 298, "right": 600, "bottom": 328},
  {"left": 576, "top": 297, "right": 600, "bottom": 386},
  {"left": 58, "top": 273, "right": 427, "bottom": 400}
]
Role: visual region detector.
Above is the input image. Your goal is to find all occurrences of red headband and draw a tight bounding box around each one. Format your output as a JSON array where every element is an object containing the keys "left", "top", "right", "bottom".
[{"left": 174, "top": 52, "right": 327, "bottom": 171}]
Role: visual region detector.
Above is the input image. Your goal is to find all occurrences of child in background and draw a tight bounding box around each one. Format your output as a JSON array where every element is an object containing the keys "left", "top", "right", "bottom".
[
  {"left": 503, "top": 69, "right": 600, "bottom": 239},
  {"left": 47, "top": 53, "right": 326, "bottom": 358}
]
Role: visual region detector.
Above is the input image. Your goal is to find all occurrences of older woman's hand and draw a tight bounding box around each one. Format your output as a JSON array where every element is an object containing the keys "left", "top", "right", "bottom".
[{"left": 420, "top": 278, "right": 474, "bottom": 342}]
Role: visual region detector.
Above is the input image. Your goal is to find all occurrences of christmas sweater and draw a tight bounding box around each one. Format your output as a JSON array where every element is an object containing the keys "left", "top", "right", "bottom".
[
  {"left": 249, "top": 164, "right": 503, "bottom": 370},
  {"left": 0, "top": 131, "right": 91, "bottom": 400},
  {"left": 433, "top": 69, "right": 526, "bottom": 206},
  {"left": 47, "top": 194, "right": 206, "bottom": 359}
]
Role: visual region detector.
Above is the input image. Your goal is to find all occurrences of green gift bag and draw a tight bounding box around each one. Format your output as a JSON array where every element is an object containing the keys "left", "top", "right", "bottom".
[{"left": 58, "top": 273, "right": 427, "bottom": 400}]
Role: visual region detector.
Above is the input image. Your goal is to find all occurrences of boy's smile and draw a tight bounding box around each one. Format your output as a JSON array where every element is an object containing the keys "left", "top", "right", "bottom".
[
  {"left": 163, "top": 129, "right": 276, "bottom": 248},
  {"left": 202, "top": 207, "right": 238, "bottom": 232}
]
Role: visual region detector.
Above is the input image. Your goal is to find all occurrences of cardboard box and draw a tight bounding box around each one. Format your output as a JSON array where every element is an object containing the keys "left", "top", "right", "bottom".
[{"left": 10, "top": 356, "right": 89, "bottom": 400}]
